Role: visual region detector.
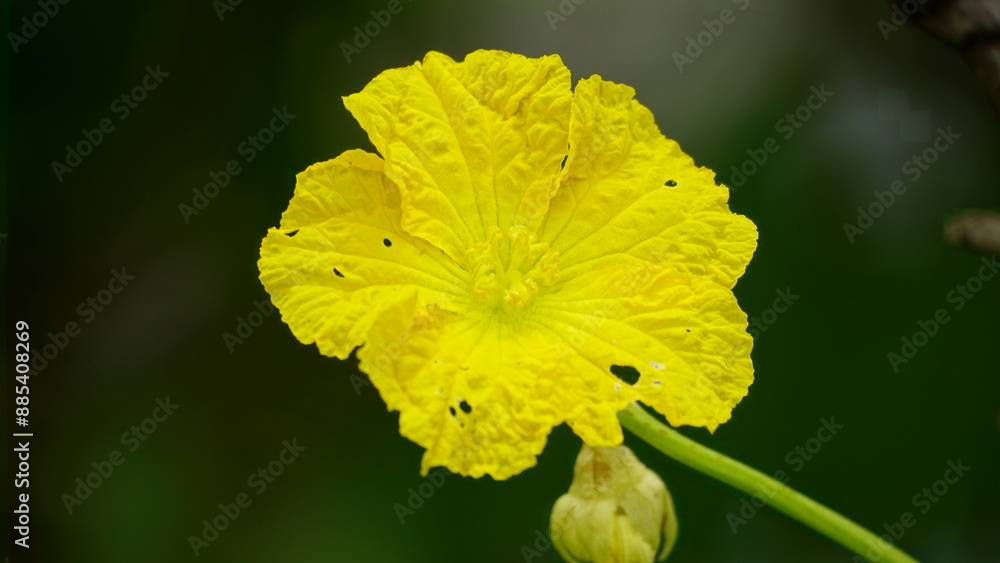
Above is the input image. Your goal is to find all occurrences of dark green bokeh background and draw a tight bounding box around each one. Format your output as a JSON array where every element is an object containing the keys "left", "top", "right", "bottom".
[{"left": 4, "top": 1, "right": 999, "bottom": 561}]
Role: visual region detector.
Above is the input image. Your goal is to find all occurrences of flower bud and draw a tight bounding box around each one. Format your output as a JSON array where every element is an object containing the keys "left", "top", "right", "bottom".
[{"left": 550, "top": 445, "right": 677, "bottom": 563}]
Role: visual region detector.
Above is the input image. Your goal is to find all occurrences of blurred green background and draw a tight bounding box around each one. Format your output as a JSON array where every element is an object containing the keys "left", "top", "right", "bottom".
[{"left": 4, "top": 0, "right": 999, "bottom": 561}]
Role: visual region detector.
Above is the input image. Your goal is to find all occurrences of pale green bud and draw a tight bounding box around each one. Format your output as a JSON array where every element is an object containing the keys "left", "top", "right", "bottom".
[{"left": 550, "top": 445, "right": 677, "bottom": 563}]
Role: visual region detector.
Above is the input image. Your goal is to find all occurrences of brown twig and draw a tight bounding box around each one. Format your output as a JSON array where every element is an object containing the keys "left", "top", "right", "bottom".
[
  {"left": 898, "top": 0, "right": 1000, "bottom": 113},
  {"left": 944, "top": 209, "right": 1000, "bottom": 253},
  {"left": 896, "top": 0, "right": 1000, "bottom": 253}
]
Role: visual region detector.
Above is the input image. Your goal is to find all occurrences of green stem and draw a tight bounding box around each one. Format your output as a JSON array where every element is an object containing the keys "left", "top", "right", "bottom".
[{"left": 618, "top": 402, "right": 918, "bottom": 563}]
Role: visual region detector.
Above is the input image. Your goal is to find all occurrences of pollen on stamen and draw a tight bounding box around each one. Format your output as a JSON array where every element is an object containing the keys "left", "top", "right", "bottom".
[{"left": 468, "top": 226, "right": 559, "bottom": 309}]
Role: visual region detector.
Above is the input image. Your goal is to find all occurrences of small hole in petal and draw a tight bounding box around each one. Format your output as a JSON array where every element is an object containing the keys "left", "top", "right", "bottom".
[
  {"left": 285, "top": 229, "right": 299, "bottom": 237},
  {"left": 449, "top": 406, "right": 457, "bottom": 417},
  {"left": 383, "top": 238, "right": 392, "bottom": 247},
  {"left": 333, "top": 268, "right": 344, "bottom": 278},
  {"left": 685, "top": 329, "right": 691, "bottom": 333},
  {"left": 665, "top": 180, "right": 677, "bottom": 187},
  {"left": 459, "top": 400, "right": 472, "bottom": 414},
  {"left": 610, "top": 365, "right": 640, "bottom": 385}
]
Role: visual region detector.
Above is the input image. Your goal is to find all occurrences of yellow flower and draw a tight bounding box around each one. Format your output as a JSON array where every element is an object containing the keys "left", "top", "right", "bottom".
[
  {"left": 551, "top": 445, "right": 677, "bottom": 563},
  {"left": 258, "top": 50, "right": 757, "bottom": 480}
]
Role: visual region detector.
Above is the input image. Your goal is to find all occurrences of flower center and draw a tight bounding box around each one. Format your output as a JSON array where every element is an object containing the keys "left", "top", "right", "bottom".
[{"left": 466, "top": 226, "right": 559, "bottom": 309}]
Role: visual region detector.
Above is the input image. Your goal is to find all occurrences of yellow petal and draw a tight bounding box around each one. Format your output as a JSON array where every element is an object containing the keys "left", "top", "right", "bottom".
[
  {"left": 358, "top": 295, "right": 637, "bottom": 480},
  {"left": 343, "top": 50, "right": 572, "bottom": 263},
  {"left": 536, "top": 262, "right": 754, "bottom": 431},
  {"left": 258, "top": 150, "right": 467, "bottom": 359},
  {"left": 541, "top": 76, "right": 757, "bottom": 290}
]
